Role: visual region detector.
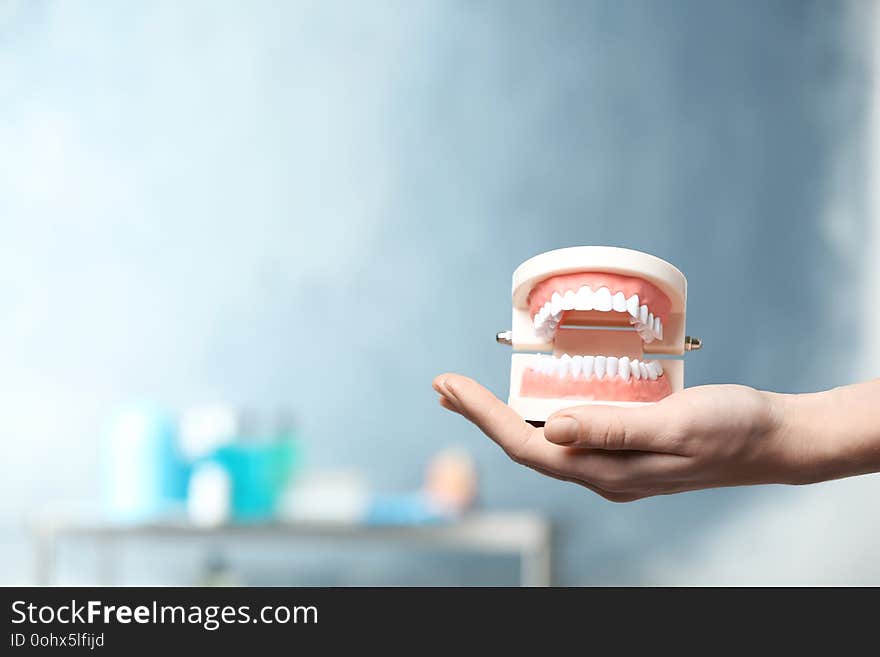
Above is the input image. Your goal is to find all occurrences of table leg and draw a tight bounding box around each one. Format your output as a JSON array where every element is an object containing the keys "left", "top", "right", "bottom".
[
  {"left": 33, "top": 529, "right": 55, "bottom": 586},
  {"left": 97, "top": 537, "right": 118, "bottom": 585},
  {"left": 521, "top": 540, "right": 552, "bottom": 587}
]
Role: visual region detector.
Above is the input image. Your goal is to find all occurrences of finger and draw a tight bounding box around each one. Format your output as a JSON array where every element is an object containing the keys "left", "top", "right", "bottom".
[
  {"left": 527, "top": 445, "right": 684, "bottom": 498},
  {"left": 433, "top": 373, "right": 587, "bottom": 479},
  {"left": 438, "top": 395, "right": 462, "bottom": 416},
  {"left": 528, "top": 462, "right": 640, "bottom": 503},
  {"left": 544, "top": 403, "right": 681, "bottom": 453},
  {"left": 434, "top": 373, "right": 534, "bottom": 451},
  {"left": 572, "top": 449, "right": 688, "bottom": 493}
]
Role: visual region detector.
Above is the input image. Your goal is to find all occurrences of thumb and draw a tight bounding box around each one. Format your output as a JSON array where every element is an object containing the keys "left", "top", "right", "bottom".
[{"left": 544, "top": 404, "right": 668, "bottom": 452}]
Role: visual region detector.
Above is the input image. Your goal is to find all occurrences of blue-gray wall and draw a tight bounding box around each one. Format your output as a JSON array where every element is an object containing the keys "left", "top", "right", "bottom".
[{"left": 1, "top": 0, "right": 875, "bottom": 584}]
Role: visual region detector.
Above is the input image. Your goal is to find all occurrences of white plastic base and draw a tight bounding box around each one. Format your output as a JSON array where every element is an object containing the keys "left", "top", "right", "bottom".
[{"left": 509, "top": 396, "right": 654, "bottom": 424}]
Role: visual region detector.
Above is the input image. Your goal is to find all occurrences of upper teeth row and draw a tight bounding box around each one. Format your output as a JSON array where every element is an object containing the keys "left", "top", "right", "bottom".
[
  {"left": 533, "top": 287, "right": 662, "bottom": 343},
  {"left": 531, "top": 354, "right": 664, "bottom": 382}
]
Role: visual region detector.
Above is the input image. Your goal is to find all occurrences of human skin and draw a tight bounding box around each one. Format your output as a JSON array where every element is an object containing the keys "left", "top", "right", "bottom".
[{"left": 432, "top": 374, "right": 880, "bottom": 502}]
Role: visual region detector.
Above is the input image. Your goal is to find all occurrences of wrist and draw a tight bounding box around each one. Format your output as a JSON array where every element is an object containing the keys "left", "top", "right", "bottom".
[
  {"left": 770, "top": 382, "right": 880, "bottom": 485},
  {"left": 766, "top": 391, "right": 827, "bottom": 485}
]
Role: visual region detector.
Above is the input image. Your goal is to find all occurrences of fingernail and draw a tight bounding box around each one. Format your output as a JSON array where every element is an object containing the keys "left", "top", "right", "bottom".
[
  {"left": 433, "top": 378, "right": 453, "bottom": 399},
  {"left": 545, "top": 417, "right": 578, "bottom": 444},
  {"left": 441, "top": 381, "right": 457, "bottom": 401},
  {"left": 433, "top": 378, "right": 458, "bottom": 406}
]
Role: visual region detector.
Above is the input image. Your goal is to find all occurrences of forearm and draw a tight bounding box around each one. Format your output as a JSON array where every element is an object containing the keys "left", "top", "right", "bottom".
[{"left": 775, "top": 379, "right": 880, "bottom": 484}]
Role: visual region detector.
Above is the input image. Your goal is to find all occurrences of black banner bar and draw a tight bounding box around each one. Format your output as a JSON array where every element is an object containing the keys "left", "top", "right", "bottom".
[{"left": 1, "top": 587, "right": 873, "bottom": 651}]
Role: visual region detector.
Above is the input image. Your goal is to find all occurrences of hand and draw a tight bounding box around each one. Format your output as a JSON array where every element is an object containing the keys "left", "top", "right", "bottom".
[{"left": 432, "top": 373, "right": 810, "bottom": 502}]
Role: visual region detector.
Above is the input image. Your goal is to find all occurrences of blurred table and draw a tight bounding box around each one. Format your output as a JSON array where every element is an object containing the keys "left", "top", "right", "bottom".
[{"left": 30, "top": 511, "right": 553, "bottom": 587}]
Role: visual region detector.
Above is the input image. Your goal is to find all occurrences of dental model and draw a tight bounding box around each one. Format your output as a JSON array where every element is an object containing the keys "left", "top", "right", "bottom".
[{"left": 496, "top": 246, "right": 701, "bottom": 425}]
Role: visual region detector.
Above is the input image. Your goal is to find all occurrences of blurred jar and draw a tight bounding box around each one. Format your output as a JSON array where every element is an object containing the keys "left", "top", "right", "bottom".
[{"left": 188, "top": 408, "right": 300, "bottom": 523}]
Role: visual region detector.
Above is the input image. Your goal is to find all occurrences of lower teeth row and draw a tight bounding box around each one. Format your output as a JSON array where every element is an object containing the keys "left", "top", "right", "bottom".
[{"left": 530, "top": 354, "right": 663, "bottom": 382}]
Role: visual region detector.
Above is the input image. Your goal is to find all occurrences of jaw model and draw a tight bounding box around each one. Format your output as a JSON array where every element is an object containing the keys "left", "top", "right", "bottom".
[{"left": 498, "top": 247, "right": 701, "bottom": 425}]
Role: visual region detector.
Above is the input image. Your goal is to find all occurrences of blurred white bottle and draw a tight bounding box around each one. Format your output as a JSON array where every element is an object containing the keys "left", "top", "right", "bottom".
[{"left": 187, "top": 462, "right": 231, "bottom": 527}]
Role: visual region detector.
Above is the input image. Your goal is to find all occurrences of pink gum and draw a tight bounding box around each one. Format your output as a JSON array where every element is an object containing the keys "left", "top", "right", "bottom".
[{"left": 521, "top": 370, "right": 673, "bottom": 402}]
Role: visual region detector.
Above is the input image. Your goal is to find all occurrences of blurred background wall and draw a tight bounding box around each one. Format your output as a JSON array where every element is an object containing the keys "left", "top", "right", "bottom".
[{"left": 1, "top": 0, "right": 878, "bottom": 584}]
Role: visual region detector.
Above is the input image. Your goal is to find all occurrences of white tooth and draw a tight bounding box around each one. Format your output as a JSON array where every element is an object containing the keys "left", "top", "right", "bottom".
[
  {"left": 612, "top": 292, "right": 627, "bottom": 312},
  {"left": 594, "top": 287, "right": 612, "bottom": 311},
  {"left": 582, "top": 355, "right": 595, "bottom": 379},
  {"left": 618, "top": 356, "right": 631, "bottom": 382},
  {"left": 594, "top": 355, "right": 606, "bottom": 379},
  {"left": 630, "top": 359, "right": 641, "bottom": 380},
  {"left": 651, "top": 360, "right": 664, "bottom": 377},
  {"left": 654, "top": 317, "right": 662, "bottom": 338},
  {"left": 559, "top": 353, "right": 572, "bottom": 378},
  {"left": 550, "top": 292, "right": 564, "bottom": 316},
  {"left": 538, "top": 304, "right": 549, "bottom": 322},
  {"left": 562, "top": 290, "right": 576, "bottom": 310},
  {"left": 647, "top": 361, "right": 658, "bottom": 380},
  {"left": 639, "top": 305, "right": 648, "bottom": 324},
  {"left": 606, "top": 356, "right": 618, "bottom": 378},
  {"left": 533, "top": 314, "right": 542, "bottom": 329},
  {"left": 626, "top": 294, "right": 639, "bottom": 317},
  {"left": 571, "top": 355, "right": 583, "bottom": 378},
  {"left": 647, "top": 312, "right": 654, "bottom": 330},
  {"left": 639, "top": 362, "right": 649, "bottom": 380},
  {"left": 575, "top": 286, "right": 593, "bottom": 310}
]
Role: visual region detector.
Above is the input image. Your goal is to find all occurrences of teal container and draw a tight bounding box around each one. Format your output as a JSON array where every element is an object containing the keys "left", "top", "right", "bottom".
[{"left": 211, "top": 437, "right": 298, "bottom": 522}]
